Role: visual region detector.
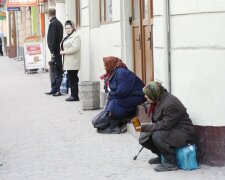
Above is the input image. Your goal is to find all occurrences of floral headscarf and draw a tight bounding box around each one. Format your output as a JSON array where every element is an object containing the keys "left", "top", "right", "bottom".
[
  {"left": 103, "top": 56, "right": 127, "bottom": 75},
  {"left": 143, "top": 81, "right": 164, "bottom": 102}
]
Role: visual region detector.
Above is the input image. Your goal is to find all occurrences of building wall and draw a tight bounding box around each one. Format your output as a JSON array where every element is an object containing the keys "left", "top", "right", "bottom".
[
  {"left": 161, "top": 0, "right": 225, "bottom": 166},
  {"left": 17, "top": 7, "right": 32, "bottom": 46},
  {"left": 153, "top": 0, "right": 170, "bottom": 89},
  {"left": 152, "top": 0, "right": 225, "bottom": 126},
  {"left": 50, "top": 0, "right": 225, "bottom": 166},
  {"left": 67, "top": 0, "right": 133, "bottom": 89},
  {"left": 79, "top": 0, "right": 91, "bottom": 81},
  {"left": 89, "top": 22, "right": 122, "bottom": 82},
  {"left": 169, "top": 0, "right": 225, "bottom": 126},
  {"left": 55, "top": 2, "right": 65, "bottom": 25},
  {"left": 65, "top": 0, "right": 75, "bottom": 23},
  {"left": 64, "top": 0, "right": 133, "bottom": 89}
]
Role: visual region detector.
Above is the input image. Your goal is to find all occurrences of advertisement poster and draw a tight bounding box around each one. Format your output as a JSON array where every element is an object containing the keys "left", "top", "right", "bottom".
[
  {"left": 6, "top": 0, "right": 38, "bottom": 7},
  {"left": 24, "top": 42, "right": 44, "bottom": 70}
]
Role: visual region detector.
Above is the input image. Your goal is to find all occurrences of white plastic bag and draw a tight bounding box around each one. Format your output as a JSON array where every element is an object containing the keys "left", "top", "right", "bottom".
[{"left": 60, "top": 71, "right": 68, "bottom": 94}]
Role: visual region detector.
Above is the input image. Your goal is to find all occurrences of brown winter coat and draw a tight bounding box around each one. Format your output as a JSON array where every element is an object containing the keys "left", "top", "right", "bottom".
[{"left": 139, "top": 90, "right": 195, "bottom": 147}]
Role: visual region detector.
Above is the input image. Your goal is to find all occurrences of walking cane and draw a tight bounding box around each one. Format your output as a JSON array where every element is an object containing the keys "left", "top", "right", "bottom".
[{"left": 133, "top": 146, "right": 144, "bottom": 160}]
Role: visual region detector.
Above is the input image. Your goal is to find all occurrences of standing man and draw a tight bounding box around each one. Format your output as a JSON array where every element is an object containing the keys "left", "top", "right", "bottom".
[
  {"left": 45, "top": 8, "right": 63, "bottom": 96},
  {"left": 0, "top": 37, "right": 3, "bottom": 56}
]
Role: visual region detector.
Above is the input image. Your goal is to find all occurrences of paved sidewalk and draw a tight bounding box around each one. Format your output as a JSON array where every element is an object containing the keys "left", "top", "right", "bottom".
[{"left": 0, "top": 56, "right": 225, "bottom": 180}]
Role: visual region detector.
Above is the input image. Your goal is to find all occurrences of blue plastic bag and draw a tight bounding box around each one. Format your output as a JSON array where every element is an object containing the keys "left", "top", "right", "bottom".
[
  {"left": 176, "top": 144, "right": 199, "bottom": 170},
  {"left": 161, "top": 144, "right": 199, "bottom": 170}
]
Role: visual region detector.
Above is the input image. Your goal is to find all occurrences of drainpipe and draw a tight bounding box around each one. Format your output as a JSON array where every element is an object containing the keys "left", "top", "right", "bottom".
[
  {"left": 164, "top": 0, "right": 171, "bottom": 92},
  {"left": 15, "top": 11, "right": 20, "bottom": 59}
]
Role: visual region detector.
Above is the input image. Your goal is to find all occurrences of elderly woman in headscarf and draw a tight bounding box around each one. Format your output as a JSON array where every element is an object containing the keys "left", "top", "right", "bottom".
[
  {"left": 139, "top": 81, "right": 195, "bottom": 172},
  {"left": 98, "top": 56, "right": 146, "bottom": 134}
]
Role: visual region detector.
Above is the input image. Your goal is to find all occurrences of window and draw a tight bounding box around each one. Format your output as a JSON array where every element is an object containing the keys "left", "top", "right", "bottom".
[
  {"left": 75, "top": 0, "right": 80, "bottom": 28},
  {"left": 100, "top": 0, "right": 112, "bottom": 23}
]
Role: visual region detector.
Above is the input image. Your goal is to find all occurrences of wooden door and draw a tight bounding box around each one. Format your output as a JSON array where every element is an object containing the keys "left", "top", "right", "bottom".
[
  {"left": 132, "top": 0, "right": 153, "bottom": 84},
  {"left": 132, "top": 0, "right": 142, "bottom": 79}
]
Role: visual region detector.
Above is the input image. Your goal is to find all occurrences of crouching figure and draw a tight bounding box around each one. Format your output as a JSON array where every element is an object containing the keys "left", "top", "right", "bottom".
[
  {"left": 139, "top": 81, "right": 195, "bottom": 172},
  {"left": 93, "top": 56, "right": 145, "bottom": 134}
]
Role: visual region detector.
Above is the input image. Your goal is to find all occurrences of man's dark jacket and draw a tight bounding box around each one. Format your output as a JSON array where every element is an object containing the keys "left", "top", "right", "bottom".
[{"left": 47, "top": 17, "right": 63, "bottom": 65}]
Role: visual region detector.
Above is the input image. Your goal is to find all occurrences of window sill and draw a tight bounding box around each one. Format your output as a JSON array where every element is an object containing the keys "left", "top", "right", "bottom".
[{"left": 100, "top": 20, "right": 113, "bottom": 25}]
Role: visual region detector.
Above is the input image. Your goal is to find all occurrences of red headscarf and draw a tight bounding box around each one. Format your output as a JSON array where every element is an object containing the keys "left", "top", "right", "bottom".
[{"left": 103, "top": 56, "right": 127, "bottom": 75}]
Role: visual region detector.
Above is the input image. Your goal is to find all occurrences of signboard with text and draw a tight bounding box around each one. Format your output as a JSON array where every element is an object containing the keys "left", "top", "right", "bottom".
[
  {"left": 7, "top": 0, "right": 38, "bottom": 7},
  {"left": 24, "top": 42, "right": 44, "bottom": 70},
  {"left": 7, "top": 6, "right": 20, "bottom": 11}
]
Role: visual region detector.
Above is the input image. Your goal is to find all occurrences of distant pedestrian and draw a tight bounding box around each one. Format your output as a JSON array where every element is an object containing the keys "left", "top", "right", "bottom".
[
  {"left": 0, "top": 37, "right": 3, "bottom": 56},
  {"left": 45, "top": 8, "right": 64, "bottom": 96},
  {"left": 60, "top": 20, "right": 81, "bottom": 101}
]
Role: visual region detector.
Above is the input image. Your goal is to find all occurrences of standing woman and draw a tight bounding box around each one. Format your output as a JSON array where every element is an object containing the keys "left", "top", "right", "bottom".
[{"left": 60, "top": 20, "right": 81, "bottom": 101}]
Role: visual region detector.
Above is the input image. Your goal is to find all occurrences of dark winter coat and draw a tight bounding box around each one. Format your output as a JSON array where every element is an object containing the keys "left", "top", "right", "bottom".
[
  {"left": 106, "top": 67, "right": 145, "bottom": 118},
  {"left": 47, "top": 17, "right": 63, "bottom": 66},
  {"left": 139, "top": 90, "right": 195, "bottom": 147},
  {"left": 0, "top": 38, "right": 3, "bottom": 55}
]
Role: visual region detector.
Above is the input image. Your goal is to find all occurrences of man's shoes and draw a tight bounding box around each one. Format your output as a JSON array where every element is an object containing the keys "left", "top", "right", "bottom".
[
  {"left": 154, "top": 162, "right": 178, "bottom": 172},
  {"left": 52, "top": 92, "right": 62, "bottom": 96},
  {"left": 45, "top": 91, "right": 57, "bottom": 95},
  {"left": 148, "top": 157, "right": 161, "bottom": 164},
  {"left": 65, "top": 96, "right": 79, "bottom": 101}
]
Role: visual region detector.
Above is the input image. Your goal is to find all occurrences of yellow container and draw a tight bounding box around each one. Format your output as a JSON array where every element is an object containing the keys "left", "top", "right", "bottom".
[{"left": 131, "top": 117, "right": 141, "bottom": 131}]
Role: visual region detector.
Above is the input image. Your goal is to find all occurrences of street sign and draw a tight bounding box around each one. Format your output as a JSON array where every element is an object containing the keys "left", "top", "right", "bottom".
[
  {"left": 7, "top": 7, "right": 21, "bottom": 11},
  {"left": 7, "top": 0, "right": 38, "bottom": 7}
]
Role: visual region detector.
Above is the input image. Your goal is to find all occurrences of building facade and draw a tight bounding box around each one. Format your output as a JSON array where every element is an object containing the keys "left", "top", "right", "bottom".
[
  {"left": 166, "top": 0, "right": 225, "bottom": 166},
  {"left": 60, "top": 0, "right": 225, "bottom": 166},
  {"left": 3, "top": 0, "right": 225, "bottom": 166}
]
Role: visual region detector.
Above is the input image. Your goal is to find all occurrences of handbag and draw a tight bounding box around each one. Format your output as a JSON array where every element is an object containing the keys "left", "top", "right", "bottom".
[
  {"left": 60, "top": 71, "right": 68, "bottom": 94},
  {"left": 92, "top": 110, "right": 110, "bottom": 130}
]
